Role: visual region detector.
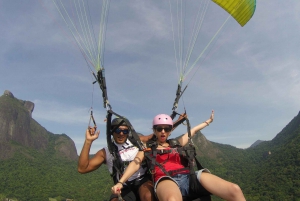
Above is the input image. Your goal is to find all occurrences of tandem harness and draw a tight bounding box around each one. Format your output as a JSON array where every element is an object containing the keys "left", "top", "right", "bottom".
[
  {"left": 94, "top": 69, "right": 210, "bottom": 200},
  {"left": 105, "top": 109, "right": 147, "bottom": 185},
  {"left": 94, "top": 69, "right": 149, "bottom": 190},
  {"left": 144, "top": 117, "right": 211, "bottom": 201}
]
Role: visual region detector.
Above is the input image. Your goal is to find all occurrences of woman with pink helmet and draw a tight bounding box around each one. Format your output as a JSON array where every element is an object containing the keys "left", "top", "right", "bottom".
[{"left": 111, "top": 111, "right": 246, "bottom": 201}]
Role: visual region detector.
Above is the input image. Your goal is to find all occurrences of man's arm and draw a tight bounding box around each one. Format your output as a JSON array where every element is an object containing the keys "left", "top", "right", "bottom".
[
  {"left": 78, "top": 127, "right": 105, "bottom": 173},
  {"left": 139, "top": 134, "right": 154, "bottom": 143}
]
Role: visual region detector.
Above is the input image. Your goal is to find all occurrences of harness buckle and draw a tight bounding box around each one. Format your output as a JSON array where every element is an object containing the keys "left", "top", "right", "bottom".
[{"left": 157, "top": 149, "right": 164, "bottom": 154}]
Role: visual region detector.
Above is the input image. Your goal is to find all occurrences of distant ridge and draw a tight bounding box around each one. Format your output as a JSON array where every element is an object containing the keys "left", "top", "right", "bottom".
[{"left": 249, "top": 140, "right": 265, "bottom": 148}]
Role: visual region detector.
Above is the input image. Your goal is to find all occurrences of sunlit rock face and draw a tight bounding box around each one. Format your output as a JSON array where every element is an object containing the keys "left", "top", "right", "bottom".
[{"left": 0, "top": 90, "right": 78, "bottom": 160}]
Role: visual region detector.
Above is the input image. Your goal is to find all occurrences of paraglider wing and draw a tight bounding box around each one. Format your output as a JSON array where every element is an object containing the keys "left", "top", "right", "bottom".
[{"left": 212, "top": 0, "right": 256, "bottom": 27}]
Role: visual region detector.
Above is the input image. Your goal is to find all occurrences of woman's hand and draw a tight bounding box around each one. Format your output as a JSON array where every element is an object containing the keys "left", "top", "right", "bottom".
[
  {"left": 111, "top": 182, "right": 123, "bottom": 194},
  {"left": 209, "top": 110, "right": 214, "bottom": 122},
  {"left": 204, "top": 110, "right": 214, "bottom": 125}
]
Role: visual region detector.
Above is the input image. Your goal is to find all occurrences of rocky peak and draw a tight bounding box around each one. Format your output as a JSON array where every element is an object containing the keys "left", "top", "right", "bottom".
[
  {"left": 4, "top": 90, "right": 14, "bottom": 98},
  {"left": 0, "top": 90, "right": 78, "bottom": 160},
  {"left": 3, "top": 90, "right": 35, "bottom": 117}
]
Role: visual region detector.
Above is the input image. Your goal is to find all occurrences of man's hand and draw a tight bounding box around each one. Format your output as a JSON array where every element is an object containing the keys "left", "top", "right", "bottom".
[
  {"left": 86, "top": 126, "right": 100, "bottom": 142},
  {"left": 172, "top": 112, "right": 188, "bottom": 131}
]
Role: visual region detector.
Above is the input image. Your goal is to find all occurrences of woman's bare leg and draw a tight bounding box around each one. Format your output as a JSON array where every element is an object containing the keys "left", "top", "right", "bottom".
[
  {"left": 156, "top": 179, "right": 182, "bottom": 201},
  {"left": 200, "top": 172, "right": 246, "bottom": 201}
]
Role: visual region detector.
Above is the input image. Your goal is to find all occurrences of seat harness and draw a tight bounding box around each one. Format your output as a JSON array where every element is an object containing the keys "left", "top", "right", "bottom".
[{"left": 144, "top": 116, "right": 211, "bottom": 200}]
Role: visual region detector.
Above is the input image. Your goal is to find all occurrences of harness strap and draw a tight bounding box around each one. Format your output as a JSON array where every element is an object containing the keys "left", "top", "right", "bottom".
[
  {"left": 89, "top": 110, "right": 97, "bottom": 128},
  {"left": 111, "top": 144, "right": 125, "bottom": 184},
  {"left": 105, "top": 111, "right": 126, "bottom": 183},
  {"left": 106, "top": 112, "right": 113, "bottom": 155},
  {"left": 94, "top": 69, "right": 111, "bottom": 109},
  {"left": 172, "top": 112, "right": 187, "bottom": 128},
  {"left": 168, "top": 167, "right": 190, "bottom": 176},
  {"left": 150, "top": 145, "right": 157, "bottom": 175},
  {"left": 156, "top": 149, "right": 173, "bottom": 154},
  {"left": 170, "top": 83, "right": 188, "bottom": 117},
  {"left": 125, "top": 174, "right": 146, "bottom": 186}
]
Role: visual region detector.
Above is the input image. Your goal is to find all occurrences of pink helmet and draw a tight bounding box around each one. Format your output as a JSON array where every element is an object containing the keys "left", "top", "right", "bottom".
[{"left": 152, "top": 114, "right": 173, "bottom": 127}]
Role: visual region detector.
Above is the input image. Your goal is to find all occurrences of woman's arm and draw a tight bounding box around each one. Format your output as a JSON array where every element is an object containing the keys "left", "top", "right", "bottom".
[
  {"left": 178, "top": 110, "right": 214, "bottom": 146},
  {"left": 111, "top": 151, "right": 145, "bottom": 194}
]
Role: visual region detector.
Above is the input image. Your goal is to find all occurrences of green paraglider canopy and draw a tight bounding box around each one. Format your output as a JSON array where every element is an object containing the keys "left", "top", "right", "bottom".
[{"left": 212, "top": 0, "right": 256, "bottom": 27}]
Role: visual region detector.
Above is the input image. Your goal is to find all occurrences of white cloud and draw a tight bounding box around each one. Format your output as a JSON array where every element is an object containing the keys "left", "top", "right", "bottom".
[{"left": 32, "top": 99, "right": 97, "bottom": 124}]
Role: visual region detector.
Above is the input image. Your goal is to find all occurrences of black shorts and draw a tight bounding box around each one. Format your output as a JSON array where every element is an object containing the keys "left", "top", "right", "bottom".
[{"left": 109, "top": 175, "right": 151, "bottom": 201}]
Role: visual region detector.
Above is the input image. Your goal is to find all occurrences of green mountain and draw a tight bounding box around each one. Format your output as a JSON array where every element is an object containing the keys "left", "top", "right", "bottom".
[
  {"left": 0, "top": 91, "right": 113, "bottom": 201},
  {"left": 0, "top": 90, "right": 299, "bottom": 200},
  {"left": 192, "top": 111, "right": 300, "bottom": 200}
]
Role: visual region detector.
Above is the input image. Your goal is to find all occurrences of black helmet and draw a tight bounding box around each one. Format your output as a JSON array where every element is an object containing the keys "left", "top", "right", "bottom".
[{"left": 111, "top": 118, "right": 128, "bottom": 128}]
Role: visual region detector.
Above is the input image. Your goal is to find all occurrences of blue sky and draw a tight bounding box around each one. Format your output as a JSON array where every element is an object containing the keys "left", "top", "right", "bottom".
[{"left": 1, "top": 1, "right": 300, "bottom": 154}]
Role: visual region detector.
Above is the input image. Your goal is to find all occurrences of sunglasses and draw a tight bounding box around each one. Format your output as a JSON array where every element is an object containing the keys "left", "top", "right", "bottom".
[
  {"left": 114, "top": 128, "right": 129, "bottom": 134},
  {"left": 155, "top": 127, "right": 172, "bottom": 132}
]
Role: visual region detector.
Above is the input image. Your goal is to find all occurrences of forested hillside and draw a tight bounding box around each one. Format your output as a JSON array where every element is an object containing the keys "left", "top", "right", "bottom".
[
  {"left": 196, "top": 112, "right": 300, "bottom": 201},
  {"left": 0, "top": 91, "right": 299, "bottom": 200},
  {"left": 0, "top": 149, "right": 113, "bottom": 201}
]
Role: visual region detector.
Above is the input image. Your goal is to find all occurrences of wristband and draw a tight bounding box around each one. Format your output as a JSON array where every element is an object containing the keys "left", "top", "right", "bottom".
[
  {"left": 204, "top": 121, "right": 209, "bottom": 126},
  {"left": 117, "top": 181, "right": 124, "bottom": 185}
]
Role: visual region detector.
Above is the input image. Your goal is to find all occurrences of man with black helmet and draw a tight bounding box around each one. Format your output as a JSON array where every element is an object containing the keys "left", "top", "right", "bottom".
[{"left": 78, "top": 118, "right": 155, "bottom": 201}]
